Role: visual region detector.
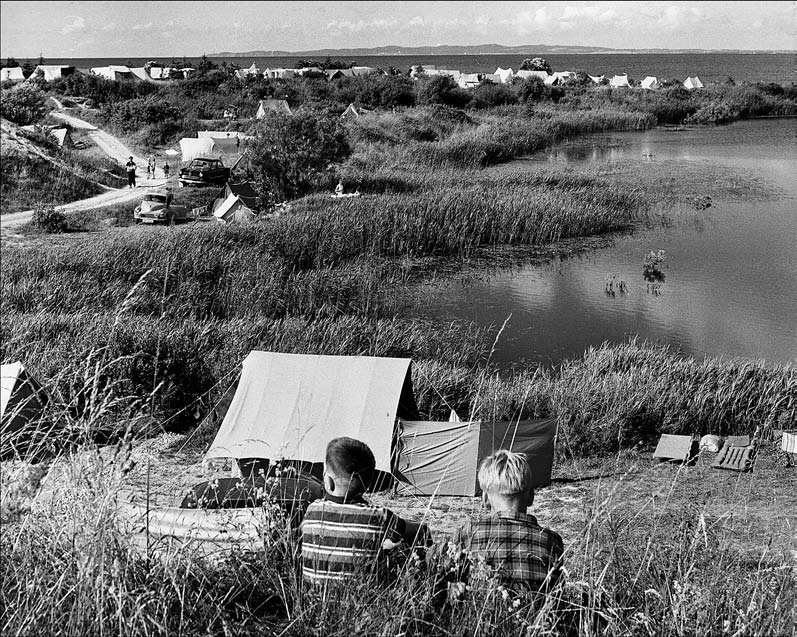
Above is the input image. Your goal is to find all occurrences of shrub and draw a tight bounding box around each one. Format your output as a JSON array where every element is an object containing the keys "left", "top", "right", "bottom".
[
  {"left": 0, "top": 84, "right": 47, "bottom": 124},
  {"left": 520, "top": 57, "right": 552, "bottom": 73},
  {"left": 415, "top": 75, "right": 470, "bottom": 108},
  {"left": 247, "top": 108, "right": 351, "bottom": 206},
  {"left": 32, "top": 205, "right": 68, "bottom": 233}
]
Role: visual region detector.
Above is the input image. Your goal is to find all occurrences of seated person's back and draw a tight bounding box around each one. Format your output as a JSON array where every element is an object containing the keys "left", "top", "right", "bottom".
[
  {"left": 452, "top": 450, "right": 563, "bottom": 593},
  {"left": 300, "top": 436, "right": 428, "bottom": 585}
]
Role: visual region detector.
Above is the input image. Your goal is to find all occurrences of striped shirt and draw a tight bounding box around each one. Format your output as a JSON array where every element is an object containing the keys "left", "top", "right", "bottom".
[
  {"left": 300, "top": 493, "right": 406, "bottom": 584},
  {"left": 453, "top": 512, "right": 563, "bottom": 592}
]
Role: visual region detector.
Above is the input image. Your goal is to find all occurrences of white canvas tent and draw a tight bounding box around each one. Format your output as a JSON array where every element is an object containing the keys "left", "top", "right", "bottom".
[
  {"left": 515, "top": 70, "right": 549, "bottom": 82},
  {"left": 29, "top": 65, "right": 75, "bottom": 82},
  {"left": 640, "top": 76, "right": 660, "bottom": 90},
  {"left": 684, "top": 76, "right": 704, "bottom": 89},
  {"left": 129, "top": 67, "right": 153, "bottom": 82},
  {"left": 205, "top": 352, "right": 558, "bottom": 495},
  {"left": 205, "top": 352, "right": 418, "bottom": 471},
  {"left": 91, "top": 65, "right": 139, "bottom": 82},
  {"left": 212, "top": 182, "right": 259, "bottom": 223},
  {"left": 340, "top": 103, "right": 361, "bottom": 121},
  {"left": 1, "top": 362, "right": 47, "bottom": 444},
  {"left": 494, "top": 67, "right": 514, "bottom": 84},
  {"left": 458, "top": 73, "right": 480, "bottom": 89},
  {"left": 610, "top": 74, "right": 631, "bottom": 88},
  {"left": 179, "top": 137, "right": 216, "bottom": 162},
  {"left": 256, "top": 99, "right": 292, "bottom": 118},
  {"left": 588, "top": 75, "right": 605, "bottom": 84},
  {"left": 396, "top": 418, "right": 557, "bottom": 496},
  {"left": 351, "top": 66, "right": 379, "bottom": 76},
  {"left": 1, "top": 67, "right": 25, "bottom": 83}
]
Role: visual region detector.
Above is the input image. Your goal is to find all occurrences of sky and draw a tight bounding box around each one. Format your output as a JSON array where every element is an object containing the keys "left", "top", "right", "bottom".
[{"left": 1, "top": 1, "right": 794, "bottom": 58}]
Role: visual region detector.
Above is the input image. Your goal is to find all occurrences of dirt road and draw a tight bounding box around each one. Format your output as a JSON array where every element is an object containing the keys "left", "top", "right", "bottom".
[{"left": 1, "top": 109, "right": 169, "bottom": 230}]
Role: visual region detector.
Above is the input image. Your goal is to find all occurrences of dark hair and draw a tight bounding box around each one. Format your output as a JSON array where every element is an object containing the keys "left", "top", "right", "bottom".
[{"left": 325, "top": 437, "right": 375, "bottom": 491}]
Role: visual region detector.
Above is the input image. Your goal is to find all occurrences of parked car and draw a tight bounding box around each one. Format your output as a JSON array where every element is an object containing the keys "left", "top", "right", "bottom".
[
  {"left": 133, "top": 189, "right": 190, "bottom": 224},
  {"left": 179, "top": 157, "right": 230, "bottom": 187}
]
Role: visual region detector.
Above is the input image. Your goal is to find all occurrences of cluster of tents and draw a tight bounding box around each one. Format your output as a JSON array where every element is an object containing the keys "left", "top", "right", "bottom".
[
  {"left": 408, "top": 65, "right": 704, "bottom": 90},
  {"left": 234, "top": 63, "right": 380, "bottom": 81},
  {"left": 0, "top": 64, "right": 195, "bottom": 85}
]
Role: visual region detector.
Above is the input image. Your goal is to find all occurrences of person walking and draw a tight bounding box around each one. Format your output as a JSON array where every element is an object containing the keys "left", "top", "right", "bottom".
[
  {"left": 147, "top": 155, "right": 155, "bottom": 179},
  {"left": 163, "top": 161, "right": 170, "bottom": 178},
  {"left": 125, "top": 156, "right": 137, "bottom": 188}
]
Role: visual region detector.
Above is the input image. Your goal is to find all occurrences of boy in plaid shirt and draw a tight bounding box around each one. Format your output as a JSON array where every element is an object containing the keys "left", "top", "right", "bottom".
[{"left": 450, "top": 450, "right": 564, "bottom": 595}]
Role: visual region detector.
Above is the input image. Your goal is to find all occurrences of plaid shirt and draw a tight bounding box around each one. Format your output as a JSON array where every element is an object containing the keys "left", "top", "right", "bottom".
[{"left": 453, "top": 511, "right": 563, "bottom": 592}]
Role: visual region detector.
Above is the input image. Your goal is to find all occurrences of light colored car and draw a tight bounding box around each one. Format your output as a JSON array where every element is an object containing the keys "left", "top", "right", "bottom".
[{"left": 133, "top": 189, "right": 190, "bottom": 224}]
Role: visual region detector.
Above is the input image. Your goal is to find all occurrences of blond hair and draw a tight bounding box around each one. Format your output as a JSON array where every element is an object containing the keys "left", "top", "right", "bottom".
[{"left": 477, "top": 450, "right": 532, "bottom": 495}]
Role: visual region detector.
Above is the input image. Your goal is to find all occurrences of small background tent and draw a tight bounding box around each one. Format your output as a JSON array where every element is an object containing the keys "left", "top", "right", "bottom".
[
  {"left": 458, "top": 73, "right": 480, "bottom": 89},
  {"left": 494, "top": 67, "right": 514, "bottom": 84},
  {"left": 684, "top": 76, "right": 704, "bottom": 89},
  {"left": 29, "top": 65, "right": 75, "bottom": 81},
  {"left": 588, "top": 75, "right": 605, "bottom": 84},
  {"left": 213, "top": 182, "right": 259, "bottom": 223},
  {"left": 340, "top": 103, "right": 361, "bottom": 121},
  {"left": 515, "top": 70, "right": 549, "bottom": 82},
  {"left": 396, "top": 418, "right": 557, "bottom": 496},
  {"left": 256, "top": 99, "right": 292, "bottom": 118},
  {"left": 641, "top": 76, "right": 660, "bottom": 90},
  {"left": 1, "top": 362, "right": 47, "bottom": 456},
  {"left": 90, "top": 65, "right": 138, "bottom": 82},
  {"left": 1, "top": 67, "right": 25, "bottom": 83},
  {"left": 610, "top": 74, "right": 631, "bottom": 88},
  {"left": 205, "top": 352, "right": 419, "bottom": 472},
  {"left": 179, "top": 137, "right": 216, "bottom": 162}
]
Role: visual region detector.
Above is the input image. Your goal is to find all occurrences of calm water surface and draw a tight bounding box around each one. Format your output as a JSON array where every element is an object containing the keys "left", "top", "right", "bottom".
[{"left": 418, "top": 119, "right": 797, "bottom": 367}]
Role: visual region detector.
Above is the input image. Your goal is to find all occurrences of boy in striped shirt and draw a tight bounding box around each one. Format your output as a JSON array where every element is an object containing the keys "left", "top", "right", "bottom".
[{"left": 300, "top": 437, "right": 430, "bottom": 585}]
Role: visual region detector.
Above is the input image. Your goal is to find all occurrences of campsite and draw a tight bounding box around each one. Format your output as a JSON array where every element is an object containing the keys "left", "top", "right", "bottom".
[{"left": 1, "top": 2, "right": 797, "bottom": 636}]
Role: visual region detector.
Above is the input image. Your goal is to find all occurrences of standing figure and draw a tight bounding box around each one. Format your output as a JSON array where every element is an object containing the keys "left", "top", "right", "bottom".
[
  {"left": 125, "top": 156, "right": 137, "bottom": 188},
  {"left": 147, "top": 155, "right": 155, "bottom": 179},
  {"left": 163, "top": 161, "right": 170, "bottom": 178}
]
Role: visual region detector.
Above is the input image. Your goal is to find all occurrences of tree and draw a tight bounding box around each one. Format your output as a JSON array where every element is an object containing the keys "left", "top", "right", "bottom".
[
  {"left": 197, "top": 54, "right": 217, "bottom": 75},
  {"left": 4, "top": 57, "right": 19, "bottom": 68},
  {"left": 0, "top": 84, "right": 48, "bottom": 124},
  {"left": 21, "top": 59, "right": 35, "bottom": 76},
  {"left": 248, "top": 108, "right": 351, "bottom": 206},
  {"left": 416, "top": 75, "right": 469, "bottom": 108},
  {"left": 520, "top": 57, "right": 552, "bottom": 73}
]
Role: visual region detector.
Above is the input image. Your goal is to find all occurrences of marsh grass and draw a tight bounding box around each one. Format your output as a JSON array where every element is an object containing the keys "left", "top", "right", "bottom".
[{"left": 2, "top": 430, "right": 794, "bottom": 636}]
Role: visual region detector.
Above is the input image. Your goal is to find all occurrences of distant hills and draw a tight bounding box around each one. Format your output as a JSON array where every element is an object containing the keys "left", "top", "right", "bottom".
[{"left": 209, "top": 43, "right": 792, "bottom": 57}]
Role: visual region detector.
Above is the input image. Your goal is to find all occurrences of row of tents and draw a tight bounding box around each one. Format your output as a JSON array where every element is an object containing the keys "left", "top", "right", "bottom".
[
  {"left": 410, "top": 65, "right": 704, "bottom": 90},
  {"left": 2, "top": 63, "right": 705, "bottom": 91},
  {"left": 1, "top": 353, "right": 557, "bottom": 496},
  {"left": 0, "top": 64, "right": 195, "bottom": 84}
]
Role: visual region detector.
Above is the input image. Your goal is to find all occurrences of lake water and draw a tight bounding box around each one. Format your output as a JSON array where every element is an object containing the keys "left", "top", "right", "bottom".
[
  {"left": 55, "top": 53, "right": 796, "bottom": 84},
  {"left": 417, "top": 119, "right": 797, "bottom": 367}
]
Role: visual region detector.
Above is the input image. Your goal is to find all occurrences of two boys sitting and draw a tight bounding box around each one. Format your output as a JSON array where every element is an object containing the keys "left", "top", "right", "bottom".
[{"left": 299, "top": 437, "right": 563, "bottom": 596}]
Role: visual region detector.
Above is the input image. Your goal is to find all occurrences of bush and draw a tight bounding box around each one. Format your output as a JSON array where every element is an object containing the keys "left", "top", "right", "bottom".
[
  {"left": 247, "top": 108, "right": 351, "bottom": 205},
  {"left": 32, "top": 205, "right": 68, "bottom": 233},
  {"left": 415, "top": 75, "right": 470, "bottom": 108},
  {"left": 0, "top": 84, "right": 47, "bottom": 124}
]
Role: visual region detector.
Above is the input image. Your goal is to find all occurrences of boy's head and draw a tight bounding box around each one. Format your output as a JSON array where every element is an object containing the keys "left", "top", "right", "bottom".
[
  {"left": 324, "top": 437, "right": 376, "bottom": 497},
  {"left": 478, "top": 450, "right": 534, "bottom": 512}
]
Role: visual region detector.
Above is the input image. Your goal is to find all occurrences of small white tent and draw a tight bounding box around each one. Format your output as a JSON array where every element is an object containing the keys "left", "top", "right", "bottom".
[
  {"left": 1, "top": 362, "right": 46, "bottom": 445},
  {"left": 351, "top": 66, "right": 379, "bottom": 76},
  {"left": 1, "top": 67, "right": 25, "bottom": 83},
  {"left": 212, "top": 182, "right": 259, "bottom": 223},
  {"left": 610, "top": 74, "right": 631, "bottom": 88},
  {"left": 457, "top": 73, "right": 480, "bottom": 89},
  {"left": 179, "top": 137, "right": 216, "bottom": 162},
  {"left": 641, "top": 76, "right": 660, "bottom": 90},
  {"left": 340, "top": 103, "right": 361, "bottom": 121},
  {"left": 494, "top": 67, "right": 514, "bottom": 84},
  {"left": 256, "top": 99, "right": 292, "bottom": 118},
  {"left": 28, "top": 65, "right": 75, "bottom": 82},
  {"left": 684, "top": 76, "right": 704, "bottom": 89},
  {"left": 91, "top": 65, "right": 138, "bottom": 82},
  {"left": 589, "top": 75, "right": 605, "bottom": 84},
  {"left": 515, "top": 70, "right": 549, "bottom": 82}
]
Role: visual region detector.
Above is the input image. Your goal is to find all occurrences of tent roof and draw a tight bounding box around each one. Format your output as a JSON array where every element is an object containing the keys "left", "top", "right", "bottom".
[
  {"left": 179, "top": 137, "right": 216, "bottom": 161},
  {"left": 51, "top": 128, "right": 70, "bottom": 147},
  {"left": 0, "top": 362, "right": 23, "bottom": 417},
  {"left": 213, "top": 193, "right": 242, "bottom": 220},
  {"left": 227, "top": 181, "right": 259, "bottom": 209},
  {"left": 610, "top": 74, "right": 631, "bottom": 87},
  {"left": 257, "top": 99, "right": 292, "bottom": 115},
  {"left": 1, "top": 67, "right": 25, "bottom": 81},
  {"left": 205, "top": 352, "right": 418, "bottom": 470}
]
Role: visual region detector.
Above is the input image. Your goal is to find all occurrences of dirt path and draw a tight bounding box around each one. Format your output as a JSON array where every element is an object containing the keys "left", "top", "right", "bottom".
[{"left": 1, "top": 110, "right": 170, "bottom": 230}]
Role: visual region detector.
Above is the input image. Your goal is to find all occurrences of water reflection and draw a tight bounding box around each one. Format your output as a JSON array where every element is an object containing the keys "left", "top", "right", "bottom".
[{"left": 420, "top": 120, "right": 797, "bottom": 367}]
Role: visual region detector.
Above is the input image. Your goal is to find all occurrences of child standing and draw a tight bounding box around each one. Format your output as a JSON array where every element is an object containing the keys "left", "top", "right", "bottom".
[
  {"left": 125, "top": 156, "right": 137, "bottom": 188},
  {"left": 300, "top": 437, "right": 430, "bottom": 586}
]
